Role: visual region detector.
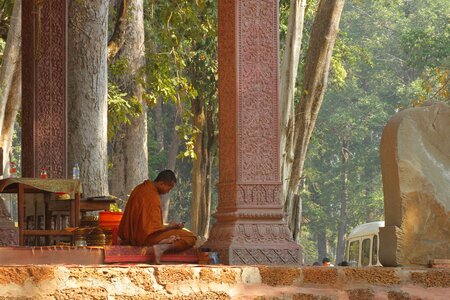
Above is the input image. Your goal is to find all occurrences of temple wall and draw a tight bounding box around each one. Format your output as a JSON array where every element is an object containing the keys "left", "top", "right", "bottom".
[{"left": 0, "top": 265, "right": 448, "bottom": 299}]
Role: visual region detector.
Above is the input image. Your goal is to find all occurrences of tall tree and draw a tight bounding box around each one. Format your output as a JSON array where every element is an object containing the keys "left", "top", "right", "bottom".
[
  {"left": 0, "top": 59, "right": 20, "bottom": 177},
  {"left": 280, "top": 0, "right": 307, "bottom": 239},
  {"left": 144, "top": 1, "right": 218, "bottom": 237},
  {"left": 0, "top": 0, "right": 21, "bottom": 168},
  {"left": 110, "top": 0, "right": 148, "bottom": 199},
  {"left": 68, "top": 0, "right": 109, "bottom": 197},
  {"left": 283, "top": 0, "right": 346, "bottom": 242}
]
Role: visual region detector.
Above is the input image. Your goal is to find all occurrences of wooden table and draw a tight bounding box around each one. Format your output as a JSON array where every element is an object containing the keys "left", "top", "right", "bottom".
[
  {"left": 0, "top": 178, "right": 82, "bottom": 246},
  {"left": 48, "top": 197, "right": 115, "bottom": 217}
]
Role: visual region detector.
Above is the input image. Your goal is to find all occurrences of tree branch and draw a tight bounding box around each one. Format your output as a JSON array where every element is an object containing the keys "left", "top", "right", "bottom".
[{"left": 108, "top": 0, "right": 127, "bottom": 62}]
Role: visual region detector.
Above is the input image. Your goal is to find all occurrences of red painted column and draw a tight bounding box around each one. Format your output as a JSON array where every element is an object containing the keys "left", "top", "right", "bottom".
[
  {"left": 204, "top": 0, "right": 301, "bottom": 264},
  {"left": 22, "top": 0, "right": 68, "bottom": 178}
]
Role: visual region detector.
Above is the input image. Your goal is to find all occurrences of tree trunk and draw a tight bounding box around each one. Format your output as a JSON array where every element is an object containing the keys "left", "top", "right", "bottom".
[
  {"left": 107, "top": 0, "right": 128, "bottom": 62},
  {"left": 154, "top": 99, "right": 165, "bottom": 160},
  {"left": 284, "top": 0, "right": 345, "bottom": 242},
  {"left": 281, "top": 0, "right": 307, "bottom": 213},
  {"left": 161, "top": 102, "right": 181, "bottom": 223},
  {"left": 1, "top": 59, "right": 21, "bottom": 177},
  {"left": 0, "top": 0, "right": 21, "bottom": 137},
  {"left": 190, "top": 95, "right": 215, "bottom": 239},
  {"left": 68, "top": 0, "right": 109, "bottom": 197},
  {"left": 336, "top": 135, "right": 349, "bottom": 263},
  {"left": 317, "top": 228, "right": 327, "bottom": 262},
  {"left": 110, "top": 0, "right": 148, "bottom": 199}
]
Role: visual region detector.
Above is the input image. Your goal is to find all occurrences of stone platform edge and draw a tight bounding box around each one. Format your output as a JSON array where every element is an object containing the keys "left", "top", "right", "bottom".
[{"left": 0, "top": 265, "right": 449, "bottom": 299}]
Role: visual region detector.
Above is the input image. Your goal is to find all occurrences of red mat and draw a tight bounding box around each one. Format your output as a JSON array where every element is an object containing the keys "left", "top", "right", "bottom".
[{"left": 103, "top": 246, "right": 199, "bottom": 264}]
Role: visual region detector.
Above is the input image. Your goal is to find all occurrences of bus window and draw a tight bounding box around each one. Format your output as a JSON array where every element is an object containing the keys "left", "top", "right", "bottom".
[
  {"left": 372, "top": 235, "right": 378, "bottom": 266},
  {"left": 348, "top": 240, "right": 359, "bottom": 265},
  {"left": 361, "top": 238, "right": 371, "bottom": 266}
]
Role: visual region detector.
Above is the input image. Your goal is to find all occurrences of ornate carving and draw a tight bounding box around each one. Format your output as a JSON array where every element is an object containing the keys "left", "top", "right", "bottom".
[
  {"left": 22, "top": 0, "right": 67, "bottom": 178},
  {"left": 232, "top": 248, "right": 300, "bottom": 265},
  {"left": 238, "top": 0, "right": 279, "bottom": 183},
  {"left": 214, "top": 211, "right": 286, "bottom": 222},
  {"left": 217, "top": 183, "right": 282, "bottom": 210},
  {"left": 207, "top": 222, "right": 292, "bottom": 245},
  {"left": 237, "top": 183, "right": 281, "bottom": 206},
  {"left": 21, "top": 0, "right": 34, "bottom": 178},
  {"left": 234, "top": 224, "right": 292, "bottom": 244},
  {"left": 206, "top": 0, "right": 301, "bottom": 265}
]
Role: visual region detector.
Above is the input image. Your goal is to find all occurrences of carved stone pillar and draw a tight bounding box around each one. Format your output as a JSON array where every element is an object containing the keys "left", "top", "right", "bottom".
[
  {"left": 22, "top": 0, "right": 68, "bottom": 178},
  {"left": 203, "top": 0, "right": 301, "bottom": 265}
]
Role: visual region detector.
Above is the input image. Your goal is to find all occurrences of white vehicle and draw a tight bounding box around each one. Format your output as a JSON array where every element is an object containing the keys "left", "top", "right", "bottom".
[{"left": 345, "top": 221, "right": 384, "bottom": 267}]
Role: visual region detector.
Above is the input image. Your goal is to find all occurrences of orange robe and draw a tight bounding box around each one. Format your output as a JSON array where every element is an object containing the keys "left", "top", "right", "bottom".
[{"left": 118, "top": 180, "right": 196, "bottom": 251}]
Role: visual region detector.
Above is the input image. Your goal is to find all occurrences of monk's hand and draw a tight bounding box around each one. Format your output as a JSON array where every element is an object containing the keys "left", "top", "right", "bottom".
[{"left": 167, "top": 220, "right": 184, "bottom": 229}]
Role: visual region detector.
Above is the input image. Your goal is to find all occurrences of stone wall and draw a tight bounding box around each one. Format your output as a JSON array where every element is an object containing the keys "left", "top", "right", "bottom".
[{"left": 0, "top": 265, "right": 448, "bottom": 299}]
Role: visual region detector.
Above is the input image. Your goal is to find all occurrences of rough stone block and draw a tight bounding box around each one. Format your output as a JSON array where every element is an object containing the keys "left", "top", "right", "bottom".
[
  {"left": 347, "top": 288, "right": 375, "bottom": 300},
  {"left": 302, "top": 267, "right": 337, "bottom": 285},
  {"left": 410, "top": 270, "right": 450, "bottom": 288},
  {"left": 343, "top": 268, "right": 400, "bottom": 285},
  {"left": 258, "top": 266, "right": 301, "bottom": 286},
  {"left": 380, "top": 103, "right": 450, "bottom": 266},
  {"left": 155, "top": 267, "right": 194, "bottom": 285}
]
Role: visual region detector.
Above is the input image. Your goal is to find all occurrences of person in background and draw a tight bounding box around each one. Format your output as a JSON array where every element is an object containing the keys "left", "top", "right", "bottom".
[
  {"left": 322, "top": 257, "right": 332, "bottom": 267},
  {"left": 118, "top": 170, "right": 196, "bottom": 263},
  {"left": 312, "top": 261, "right": 321, "bottom": 266}
]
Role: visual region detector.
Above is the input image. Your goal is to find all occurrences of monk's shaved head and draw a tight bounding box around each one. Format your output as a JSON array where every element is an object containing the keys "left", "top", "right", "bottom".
[{"left": 154, "top": 169, "right": 177, "bottom": 184}]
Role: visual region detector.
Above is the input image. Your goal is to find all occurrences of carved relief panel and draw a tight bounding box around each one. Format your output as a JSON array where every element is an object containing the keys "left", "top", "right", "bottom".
[{"left": 22, "top": 0, "right": 68, "bottom": 178}]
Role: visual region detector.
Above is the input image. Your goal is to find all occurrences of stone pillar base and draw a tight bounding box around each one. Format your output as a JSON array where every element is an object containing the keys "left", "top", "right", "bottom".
[
  {"left": 379, "top": 225, "right": 402, "bottom": 267},
  {"left": 203, "top": 220, "right": 302, "bottom": 265}
]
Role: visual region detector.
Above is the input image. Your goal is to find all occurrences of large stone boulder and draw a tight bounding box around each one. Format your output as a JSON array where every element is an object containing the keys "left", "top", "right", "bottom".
[{"left": 379, "top": 103, "right": 450, "bottom": 266}]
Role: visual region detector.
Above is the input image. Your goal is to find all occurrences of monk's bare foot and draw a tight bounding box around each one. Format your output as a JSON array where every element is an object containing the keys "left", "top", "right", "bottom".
[
  {"left": 159, "top": 235, "right": 180, "bottom": 244},
  {"left": 152, "top": 236, "right": 180, "bottom": 264}
]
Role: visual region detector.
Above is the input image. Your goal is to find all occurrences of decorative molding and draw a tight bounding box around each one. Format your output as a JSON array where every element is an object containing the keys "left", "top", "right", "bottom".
[
  {"left": 207, "top": 222, "right": 293, "bottom": 245},
  {"left": 237, "top": 183, "right": 281, "bottom": 206},
  {"left": 217, "top": 183, "right": 282, "bottom": 211},
  {"left": 214, "top": 211, "right": 286, "bottom": 222},
  {"left": 232, "top": 248, "right": 300, "bottom": 265}
]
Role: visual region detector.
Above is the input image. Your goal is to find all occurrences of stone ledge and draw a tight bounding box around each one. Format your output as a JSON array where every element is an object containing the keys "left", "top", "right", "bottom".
[{"left": 0, "top": 265, "right": 448, "bottom": 299}]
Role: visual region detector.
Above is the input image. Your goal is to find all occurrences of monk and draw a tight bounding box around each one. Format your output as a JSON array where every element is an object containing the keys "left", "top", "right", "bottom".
[{"left": 118, "top": 170, "right": 196, "bottom": 263}]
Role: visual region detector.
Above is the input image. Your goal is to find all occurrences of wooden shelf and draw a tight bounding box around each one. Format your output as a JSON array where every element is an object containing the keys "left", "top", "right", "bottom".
[
  {"left": 0, "top": 178, "right": 81, "bottom": 246},
  {"left": 22, "top": 230, "right": 73, "bottom": 236}
]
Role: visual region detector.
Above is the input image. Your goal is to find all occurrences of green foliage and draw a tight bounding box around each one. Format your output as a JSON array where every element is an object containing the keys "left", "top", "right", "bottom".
[
  {"left": 144, "top": 1, "right": 215, "bottom": 150},
  {"left": 107, "top": 82, "right": 142, "bottom": 140},
  {"left": 109, "top": 58, "right": 130, "bottom": 78},
  {"left": 144, "top": 0, "right": 219, "bottom": 222}
]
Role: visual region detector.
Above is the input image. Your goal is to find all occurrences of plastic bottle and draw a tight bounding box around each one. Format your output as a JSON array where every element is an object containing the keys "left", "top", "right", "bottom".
[
  {"left": 9, "top": 162, "right": 16, "bottom": 178},
  {"left": 39, "top": 168, "right": 48, "bottom": 179},
  {"left": 72, "top": 163, "right": 80, "bottom": 179}
]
